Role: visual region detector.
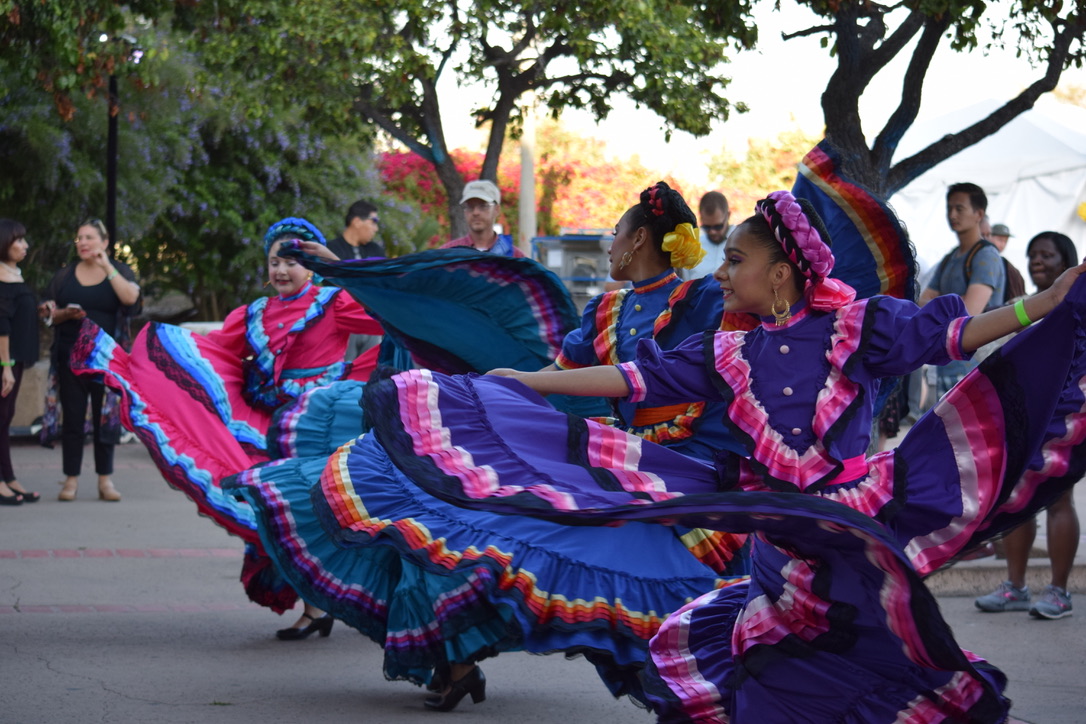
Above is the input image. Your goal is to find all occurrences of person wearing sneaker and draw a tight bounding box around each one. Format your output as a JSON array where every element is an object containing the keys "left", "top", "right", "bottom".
[
  {"left": 973, "top": 232, "right": 1080, "bottom": 619},
  {"left": 975, "top": 580, "right": 1032, "bottom": 612}
]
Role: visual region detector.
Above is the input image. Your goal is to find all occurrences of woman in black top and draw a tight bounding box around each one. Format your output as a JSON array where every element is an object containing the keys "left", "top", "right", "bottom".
[
  {"left": 42, "top": 218, "right": 140, "bottom": 502},
  {"left": 0, "top": 219, "right": 40, "bottom": 504}
]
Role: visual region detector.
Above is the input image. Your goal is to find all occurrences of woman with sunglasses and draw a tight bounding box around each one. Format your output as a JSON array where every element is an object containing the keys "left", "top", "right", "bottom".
[{"left": 42, "top": 218, "right": 140, "bottom": 502}]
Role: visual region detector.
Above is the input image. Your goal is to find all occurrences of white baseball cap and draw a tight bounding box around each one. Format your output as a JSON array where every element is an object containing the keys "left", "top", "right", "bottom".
[{"left": 460, "top": 180, "right": 501, "bottom": 205}]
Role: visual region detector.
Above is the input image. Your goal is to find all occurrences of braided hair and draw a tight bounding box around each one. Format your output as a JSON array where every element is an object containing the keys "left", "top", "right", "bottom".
[
  {"left": 263, "top": 217, "right": 327, "bottom": 256},
  {"left": 741, "top": 195, "right": 833, "bottom": 296},
  {"left": 625, "top": 181, "right": 697, "bottom": 254}
]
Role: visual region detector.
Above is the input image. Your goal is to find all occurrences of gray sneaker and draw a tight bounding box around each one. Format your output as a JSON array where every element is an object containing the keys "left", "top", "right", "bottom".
[
  {"left": 1029, "top": 585, "right": 1073, "bottom": 620},
  {"left": 975, "top": 581, "right": 1031, "bottom": 612}
]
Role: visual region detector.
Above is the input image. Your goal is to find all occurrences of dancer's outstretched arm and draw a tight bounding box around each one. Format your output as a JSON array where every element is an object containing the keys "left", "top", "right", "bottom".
[
  {"left": 488, "top": 365, "right": 629, "bottom": 397},
  {"left": 961, "top": 259, "right": 1086, "bottom": 352}
]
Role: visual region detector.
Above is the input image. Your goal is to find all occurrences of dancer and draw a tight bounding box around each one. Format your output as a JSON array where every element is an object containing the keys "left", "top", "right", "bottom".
[
  {"left": 71, "top": 218, "right": 383, "bottom": 621},
  {"left": 357, "top": 168, "right": 1086, "bottom": 721},
  {"left": 225, "top": 184, "right": 762, "bottom": 710}
]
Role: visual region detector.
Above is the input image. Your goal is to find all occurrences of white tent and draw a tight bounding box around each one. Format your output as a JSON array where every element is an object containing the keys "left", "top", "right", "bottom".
[{"left": 887, "top": 97, "right": 1086, "bottom": 285}]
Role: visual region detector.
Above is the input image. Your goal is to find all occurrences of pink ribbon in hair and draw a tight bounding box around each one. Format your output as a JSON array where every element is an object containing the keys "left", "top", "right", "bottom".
[{"left": 808, "top": 276, "right": 856, "bottom": 311}]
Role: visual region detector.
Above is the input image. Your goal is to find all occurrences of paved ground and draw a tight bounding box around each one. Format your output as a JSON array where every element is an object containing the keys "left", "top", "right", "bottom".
[{"left": 2, "top": 439, "right": 1084, "bottom": 723}]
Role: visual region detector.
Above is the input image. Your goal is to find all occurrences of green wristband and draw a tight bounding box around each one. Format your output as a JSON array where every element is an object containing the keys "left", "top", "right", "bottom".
[
  {"left": 107, "top": 268, "right": 119, "bottom": 281},
  {"left": 1013, "top": 298, "right": 1033, "bottom": 327},
  {"left": 0, "top": 361, "right": 14, "bottom": 367}
]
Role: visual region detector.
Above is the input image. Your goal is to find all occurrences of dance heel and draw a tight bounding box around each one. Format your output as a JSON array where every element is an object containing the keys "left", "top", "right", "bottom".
[
  {"left": 275, "top": 612, "right": 334, "bottom": 640},
  {"left": 0, "top": 490, "right": 22, "bottom": 506},
  {"left": 57, "top": 480, "right": 78, "bottom": 502},
  {"left": 98, "top": 481, "right": 121, "bottom": 502},
  {"left": 424, "top": 666, "right": 486, "bottom": 712}
]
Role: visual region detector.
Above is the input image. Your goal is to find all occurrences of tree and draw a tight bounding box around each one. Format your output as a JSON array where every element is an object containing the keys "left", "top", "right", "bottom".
[
  {"left": 0, "top": 25, "right": 432, "bottom": 318},
  {"left": 169, "top": 0, "right": 756, "bottom": 237},
  {"left": 786, "top": 0, "right": 1086, "bottom": 196}
]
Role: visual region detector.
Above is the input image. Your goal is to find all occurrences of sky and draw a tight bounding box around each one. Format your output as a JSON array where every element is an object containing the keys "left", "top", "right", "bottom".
[{"left": 438, "top": 2, "right": 1086, "bottom": 189}]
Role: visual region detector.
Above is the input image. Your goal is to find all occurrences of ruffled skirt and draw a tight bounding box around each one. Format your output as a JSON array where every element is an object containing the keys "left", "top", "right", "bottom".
[
  {"left": 227, "top": 408, "right": 745, "bottom": 692},
  {"left": 350, "top": 278, "right": 1086, "bottom": 721}
]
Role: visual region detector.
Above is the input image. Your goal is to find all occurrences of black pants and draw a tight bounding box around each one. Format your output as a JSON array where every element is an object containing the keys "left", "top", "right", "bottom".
[
  {"left": 0, "top": 362, "right": 24, "bottom": 482},
  {"left": 58, "top": 355, "right": 113, "bottom": 477}
]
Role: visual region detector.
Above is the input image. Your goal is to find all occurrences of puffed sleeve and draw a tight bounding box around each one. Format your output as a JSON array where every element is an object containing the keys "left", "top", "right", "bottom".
[
  {"left": 204, "top": 304, "right": 250, "bottom": 357},
  {"left": 616, "top": 331, "right": 722, "bottom": 406},
  {"left": 331, "top": 289, "right": 383, "bottom": 336},
  {"left": 862, "top": 294, "right": 972, "bottom": 377},
  {"left": 554, "top": 292, "right": 609, "bottom": 369}
]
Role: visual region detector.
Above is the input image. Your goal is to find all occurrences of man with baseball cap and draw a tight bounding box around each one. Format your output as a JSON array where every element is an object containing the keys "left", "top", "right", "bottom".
[{"left": 441, "top": 179, "right": 524, "bottom": 257}]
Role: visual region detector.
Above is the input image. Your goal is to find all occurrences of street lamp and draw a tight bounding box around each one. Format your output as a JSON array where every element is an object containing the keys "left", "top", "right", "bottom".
[{"left": 97, "top": 32, "right": 139, "bottom": 249}]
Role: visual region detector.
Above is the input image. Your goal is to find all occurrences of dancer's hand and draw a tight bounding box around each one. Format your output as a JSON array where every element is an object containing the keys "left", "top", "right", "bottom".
[
  {"left": 1038, "top": 258, "right": 1086, "bottom": 312},
  {"left": 297, "top": 241, "right": 339, "bottom": 261}
]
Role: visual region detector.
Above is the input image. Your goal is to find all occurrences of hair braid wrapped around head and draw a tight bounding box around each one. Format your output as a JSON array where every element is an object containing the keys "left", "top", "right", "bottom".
[
  {"left": 755, "top": 191, "right": 834, "bottom": 283},
  {"left": 263, "top": 217, "right": 327, "bottom": 256},
  {"left": 633, "top": 181, "right": 704, "bottom": 270}
]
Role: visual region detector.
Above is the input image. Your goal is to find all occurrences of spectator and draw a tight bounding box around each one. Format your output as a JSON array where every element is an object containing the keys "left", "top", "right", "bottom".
[
  {"left": 441, "top": 180, "right": 524, "bottom": 257},
  {"left": 0, "top": 219, "right": 40, "bottom": 504},
  {"left": 918, "top": 182, "right": 1005, "bottom": 399},
  {"left": 43, "top": 218, "right": 140, "bottom": 502},
  {"left": 326, "top": 200, "right": 385, "bottom": 261},
  {"left": 990, "top": 222, "right": 1027, "bottom": 300},
  {"left": 326, "top": 200, "right": 385, "bottom": 359},
  {"left": 683, "top": 191, "right": 731, "bottom": 279},
  {"left": 974, "top": 230, "right": 1080, "bottom": 620}
]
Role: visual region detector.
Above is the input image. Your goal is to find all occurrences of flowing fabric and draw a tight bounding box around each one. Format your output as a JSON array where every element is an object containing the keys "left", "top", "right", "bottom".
[
  {"left": 353, "top": 273, "right": 1086, "bottom": 721},
  {"left": 69, "top": 284, "right": 383, "bottom": 612},
  {"left": 279, "top": 245, "right": 581, "bottom": 374},
  {"left": 68, "top": 254, "right": 584, "bottom": 612},
  {"left": 225, "top": 262, "right": 751, "bottom": 691}
]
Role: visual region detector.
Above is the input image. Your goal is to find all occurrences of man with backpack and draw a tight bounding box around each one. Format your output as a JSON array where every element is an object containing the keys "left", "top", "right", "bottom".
[{"left": 919, "top": 182, "right": 1007, "bottom": 399}]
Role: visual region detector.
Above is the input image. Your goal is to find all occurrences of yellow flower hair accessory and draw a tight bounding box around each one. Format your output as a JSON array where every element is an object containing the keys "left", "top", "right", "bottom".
[{"left": 661, "top": 223, "right": 705, "bottom": 270}]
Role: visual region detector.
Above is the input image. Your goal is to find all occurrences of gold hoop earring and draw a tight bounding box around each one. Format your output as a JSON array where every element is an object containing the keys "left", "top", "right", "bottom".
[
  {"left": 771, "top": 288, "right": 792, "bottom": 326},
  {"left": 618, "top": 250, "right": 634, "bottom": 270}
]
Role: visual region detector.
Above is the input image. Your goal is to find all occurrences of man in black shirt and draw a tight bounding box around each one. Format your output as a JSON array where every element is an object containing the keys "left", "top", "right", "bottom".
[
  {"left": 327, "top": 200, "right": 385, "bottom": 260},
  {"left": 326, "top": 200, "right": 385, "bottom": 359}
]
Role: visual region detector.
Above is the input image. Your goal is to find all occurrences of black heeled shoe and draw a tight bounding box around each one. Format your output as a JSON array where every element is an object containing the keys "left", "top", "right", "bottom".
[
  {"left": 424, "top": 666, "right": 486, "bottom": 712},
  {"left": 275, "top": 612, "right": 334, "bottom": 640}
]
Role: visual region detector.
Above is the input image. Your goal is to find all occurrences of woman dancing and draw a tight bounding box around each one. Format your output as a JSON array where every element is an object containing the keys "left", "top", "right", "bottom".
[
  {"left": 225, "top": 183, "right": 761, "bottom": 711},
  {"left": 71, "top": 218, "right": 382, "bottom": 623},
  {"left": 357, "top": 171, "right": 1086, "bottom": 722}
]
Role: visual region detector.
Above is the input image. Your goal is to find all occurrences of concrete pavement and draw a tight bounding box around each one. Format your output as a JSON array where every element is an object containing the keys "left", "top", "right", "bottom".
[{"left": 1, "top": 439, "right": 1084, "bottom": 723}]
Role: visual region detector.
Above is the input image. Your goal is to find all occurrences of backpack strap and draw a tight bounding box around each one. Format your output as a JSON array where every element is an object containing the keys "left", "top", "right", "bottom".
[{"left": 961, "top": 239, "right": 995, "bottom": 287}]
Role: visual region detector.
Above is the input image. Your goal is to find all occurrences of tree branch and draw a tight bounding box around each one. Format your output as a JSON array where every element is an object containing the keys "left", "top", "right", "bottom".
[
  {"left": 887, "top": 12, "right": 1084, "bottom": 194},
  {"left": 871, "top": 13, "right": 948, "bottom": 174}
]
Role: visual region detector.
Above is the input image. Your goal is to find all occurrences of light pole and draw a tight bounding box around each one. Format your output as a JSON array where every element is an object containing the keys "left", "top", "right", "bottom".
[
  {"left": 98, "top": 32, "right": 138, "bottom": 250},
  {"left": 106, "top": 71, "right": 119, "bottom": 247}
]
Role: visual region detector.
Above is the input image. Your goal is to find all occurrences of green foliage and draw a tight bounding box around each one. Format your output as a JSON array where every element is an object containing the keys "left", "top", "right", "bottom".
[{"left": 0, "top": 37, "right": 422, "bottom": 319}]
